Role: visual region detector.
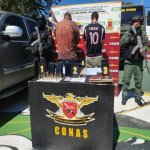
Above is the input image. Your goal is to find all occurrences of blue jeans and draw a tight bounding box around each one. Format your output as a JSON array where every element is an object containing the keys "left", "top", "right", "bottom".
[
  {"left": 60, "top": 59, "right": 78, "bottom": 74},
  {"left": 60, "top": 59, "right": 78, "bottom": 67}
]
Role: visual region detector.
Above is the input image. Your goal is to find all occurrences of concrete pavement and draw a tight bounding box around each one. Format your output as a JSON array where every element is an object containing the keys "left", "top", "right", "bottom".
[{"left": 0, "top": 60, "right": 150, "bottom": 150}]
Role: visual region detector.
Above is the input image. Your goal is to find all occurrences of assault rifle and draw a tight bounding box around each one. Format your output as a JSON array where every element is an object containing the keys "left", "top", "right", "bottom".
[
  {"left": 130, "top": 25, "right": 150, "bottom": 74},
  {"left": 26, "top": 38, "right": 39, "bottom": 51},
  {"left": 35, "top": 26, "right": 44, "bottom": 63},
  {"left": 26, "top": 27, "right": 44, "bottom": 62}
]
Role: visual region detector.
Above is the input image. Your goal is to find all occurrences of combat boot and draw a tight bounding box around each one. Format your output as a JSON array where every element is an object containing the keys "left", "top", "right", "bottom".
[
  {"left": 122, "top": 98, "right": 127, "bottom": 105},
  {"left": 135, "top": 99, "right": 143, "bottom": 106}
]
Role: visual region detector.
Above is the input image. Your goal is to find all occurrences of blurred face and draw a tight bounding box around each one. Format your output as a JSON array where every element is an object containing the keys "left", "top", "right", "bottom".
[
  {"left": 64, "top": 15, "right": 72, "bottom": 20},
  {"left": 133, "top": 19, "right": 141, "bottom": 29},
  {"left": 37, "top": 18, "right": 46, "bottom": 27},
  {"left": 91, "top": 18, "right": 98, "bottom": 22}
]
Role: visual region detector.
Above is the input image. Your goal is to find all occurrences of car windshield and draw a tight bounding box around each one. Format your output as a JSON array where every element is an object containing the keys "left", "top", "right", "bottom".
[
  {"left": 147, "top": 20, "right": 150, "bottom": 26},
  {"left": 121, "top": 6, "right": 144, "bottom": 25},
  {"left": 0, "top": 13, "right": 2, "bottom": 18}
]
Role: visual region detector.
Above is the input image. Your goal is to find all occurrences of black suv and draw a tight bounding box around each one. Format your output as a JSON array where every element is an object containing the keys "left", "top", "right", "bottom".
[{"left": 0, "top": 11, "right": 38, "bottom": 99}]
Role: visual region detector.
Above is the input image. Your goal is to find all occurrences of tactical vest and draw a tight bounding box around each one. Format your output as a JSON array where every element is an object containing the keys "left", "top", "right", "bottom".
[{"left": 124, "top": 29, "right": 144, "bottom": 61}]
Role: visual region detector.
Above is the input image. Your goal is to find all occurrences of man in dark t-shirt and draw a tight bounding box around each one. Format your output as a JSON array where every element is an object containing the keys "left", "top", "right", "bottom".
[{"left": 84, "top": 12, "right": 105, "bottom": 67}]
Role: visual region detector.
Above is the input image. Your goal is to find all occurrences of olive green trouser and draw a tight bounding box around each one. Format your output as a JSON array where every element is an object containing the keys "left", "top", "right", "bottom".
[
  {"left": 85, "top": 56, "right": 103, "bottom": 68},
  {"left": 122, "top": 60, "right": 143, "bottom": 100}
]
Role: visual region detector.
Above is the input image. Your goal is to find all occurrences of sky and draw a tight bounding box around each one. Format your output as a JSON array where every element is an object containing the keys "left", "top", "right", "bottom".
[{"left": 53, "top": 0, "right": 150, "bottom": 15}]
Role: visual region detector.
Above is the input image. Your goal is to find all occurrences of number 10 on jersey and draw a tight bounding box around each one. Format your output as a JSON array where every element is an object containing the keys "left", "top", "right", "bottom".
[{"left": 89, "top": 32, "right": 99, "bottom": 44}]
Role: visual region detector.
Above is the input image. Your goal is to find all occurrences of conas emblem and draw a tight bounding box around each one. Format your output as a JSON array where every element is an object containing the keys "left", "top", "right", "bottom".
[
  {"left": 43, "top": 93, "right": 98, "bottom": 126},
  {"left": 63, "top": 101, "right": 77, "bottom": 119}
]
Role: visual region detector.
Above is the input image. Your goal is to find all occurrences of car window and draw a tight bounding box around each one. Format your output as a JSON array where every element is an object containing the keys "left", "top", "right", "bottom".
[
  {"left": 147, "top": 20, "right": 150, "bottom": 26},
  {"left": 27, "top": 20, "right": 38, "bottom": 34},
  {"left": 1, "top": 15, "right": 28, "bottom": 41},
  {"left": 121, "top": 6, "right": 144, "bottom": 25},
  {"left": 0, "top": 13, "right": 2, "bottom": 18}
]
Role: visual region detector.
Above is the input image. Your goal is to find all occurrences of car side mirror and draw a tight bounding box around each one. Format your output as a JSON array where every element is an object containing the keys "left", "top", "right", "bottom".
[{"left": 1, "top": 26, "right": 23, "bottom": 38}]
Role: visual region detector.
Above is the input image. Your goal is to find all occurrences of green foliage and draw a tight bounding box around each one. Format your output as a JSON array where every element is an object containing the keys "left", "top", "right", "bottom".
[
  {"left": 122, "top": 1, "right": 133, "bottom": 5},
  {"left": 0, "top": 0, "right": 61, "bottom": 19}
]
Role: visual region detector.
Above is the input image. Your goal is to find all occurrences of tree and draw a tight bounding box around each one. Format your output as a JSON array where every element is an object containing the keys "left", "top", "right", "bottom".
[
  {"left": 122, "top": 1, "right": 133, "bottom": 5},
  {"left": 0, "top": 0, "right": 61, "bottom": 18}
]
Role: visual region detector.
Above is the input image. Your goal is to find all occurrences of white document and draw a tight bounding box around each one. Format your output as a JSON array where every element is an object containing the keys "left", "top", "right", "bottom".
[
  {"left": 70, "top": 78, "right": 86, "bottom": 83},
  {"left": 63, "top": 77, "right": 72, "bottom": 82},
  {"left": 83, "top": 67, "right": 102, "bottom": 75},
  {"left": 37, "top": 78, "right": 63, "bottom": 82}
]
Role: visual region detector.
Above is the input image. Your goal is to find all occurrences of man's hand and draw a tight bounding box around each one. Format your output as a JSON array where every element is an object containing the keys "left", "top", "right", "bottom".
[
  {"left": 33, "top": 32, "right": 38, "bottom": 39},
  {"left": 38, "top": 46, "right": 40, "bottom": 53},
  {"left": 140, "top": 49, "right": 143, "bottom": 55}
]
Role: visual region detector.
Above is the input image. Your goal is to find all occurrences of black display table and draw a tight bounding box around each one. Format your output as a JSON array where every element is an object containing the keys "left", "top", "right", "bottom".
[{"left": 28, "top": 78, "right": 114, "bottom": 150}]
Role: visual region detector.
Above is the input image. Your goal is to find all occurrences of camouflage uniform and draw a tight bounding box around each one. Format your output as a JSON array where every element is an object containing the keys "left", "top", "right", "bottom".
[{"left": 120, "top": 29, "right": 148, "bottom": 105}]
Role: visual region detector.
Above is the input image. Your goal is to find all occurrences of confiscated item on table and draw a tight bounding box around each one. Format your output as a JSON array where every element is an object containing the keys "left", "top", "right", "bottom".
[{"left": 89, "top": 75, "right": 113, "bottom": 83}]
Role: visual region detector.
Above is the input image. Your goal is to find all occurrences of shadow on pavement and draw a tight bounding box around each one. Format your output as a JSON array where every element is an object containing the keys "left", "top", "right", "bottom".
[
  {"left": 113, "top": 113, "right": 120, "bottom": 150},
  {"left": 0, "top": 113, "right": 19, "bottom": 128},
  {"left": 0, "top": 88, "right": 29, "bottom": 127},
  {"left": 0, "top": 88, "right": 29, "bottom": 113}
]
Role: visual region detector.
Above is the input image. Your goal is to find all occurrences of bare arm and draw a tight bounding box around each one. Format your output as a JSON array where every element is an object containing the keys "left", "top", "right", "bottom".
[
  {"left": 84, "top": 40, "right": 87, "bottom": 47},
  {"left": 83, "top": 27, "right": 87, "bottom": 47},
  {"left": 101, "top": 27, "right": 106, "bottom": 48},
  {"left": 73, "top": 22, "right": 80, "bottom": 44},
  {"left": 102, "top": 39, "right": 105, "bottom": 48},
  {"left": 76, "top": 27, "right": 80, "bottom": 44}
]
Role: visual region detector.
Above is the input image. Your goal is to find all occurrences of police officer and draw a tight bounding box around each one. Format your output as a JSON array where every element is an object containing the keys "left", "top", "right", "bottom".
[
  {"left": 120, "top": 15, "right": 148, "bottom": 106},
  {"left": 28, "top": 14, "right": 52, "bottom": 76}
]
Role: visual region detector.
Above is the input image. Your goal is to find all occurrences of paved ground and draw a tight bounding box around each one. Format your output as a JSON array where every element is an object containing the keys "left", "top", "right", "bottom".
[
  {"left": 113, "top": 60, "right": 150, "bottom": 150},
  {"left": 147, "top": 51, "right": 150, "bottom": 61},
  {"left": 0, "top": 61, "right": 150, "bottom": 150}
]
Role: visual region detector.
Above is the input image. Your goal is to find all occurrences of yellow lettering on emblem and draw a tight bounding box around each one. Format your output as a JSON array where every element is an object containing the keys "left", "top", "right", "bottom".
[
  {"left": 83, "top": 129, "right": 88, "bottom": 139},
  {"left": 55, "top": 126, "right": 59, "bottom": 135},
  {"left": 62, "top": 127, "right": 66, "bottom": 136},
  {"left": 76, "top": 129, "right": 81, "bottom": 138},
  {"left": 69, "top": 128, "right": 74, "bottom": 137}
]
